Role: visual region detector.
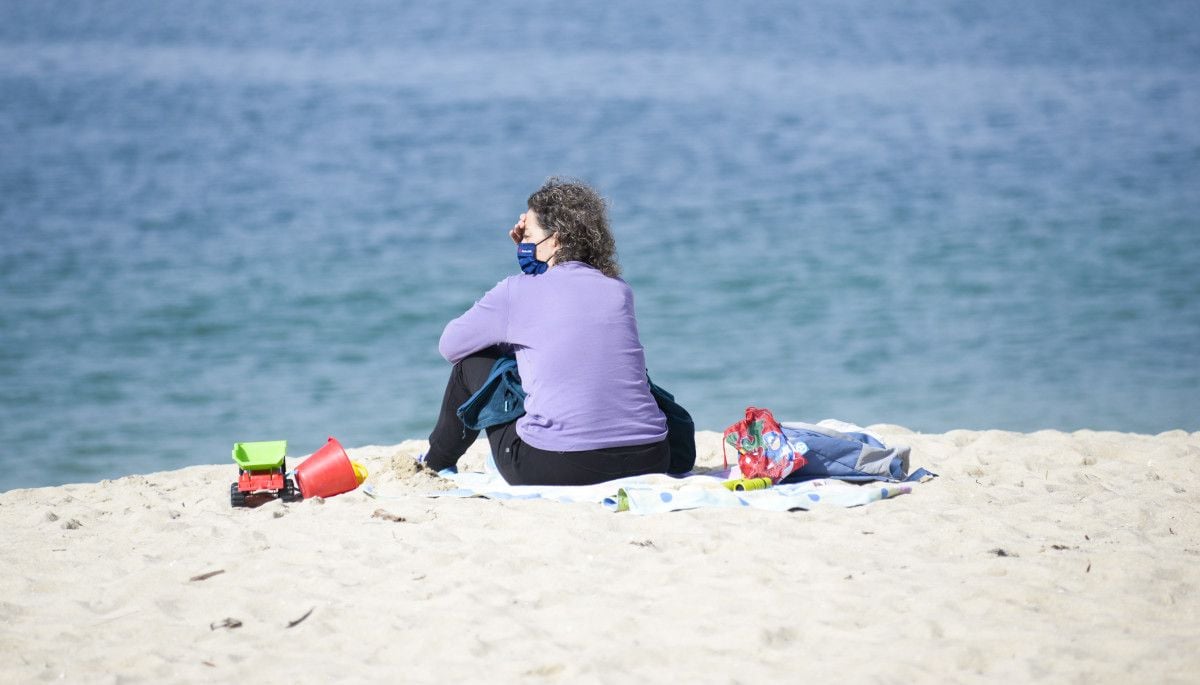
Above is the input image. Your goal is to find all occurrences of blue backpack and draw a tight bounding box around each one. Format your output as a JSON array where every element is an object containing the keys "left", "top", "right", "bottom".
[
  {"left": 456, "top": 356, "right": 525, "bottom": 431},
  {"left": 778, "top": 422, "right": 935, "bottom": 484}
]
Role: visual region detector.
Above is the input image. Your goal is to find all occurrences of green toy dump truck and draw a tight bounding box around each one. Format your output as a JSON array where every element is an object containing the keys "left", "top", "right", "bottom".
[{"left": 230, "top": 440, "right": 301, "bottom": 507}]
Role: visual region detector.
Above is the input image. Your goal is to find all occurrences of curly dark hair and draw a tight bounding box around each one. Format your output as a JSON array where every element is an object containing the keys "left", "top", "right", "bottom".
[{"left": 526, "top": 177, "right": 621, "bottom": 278}]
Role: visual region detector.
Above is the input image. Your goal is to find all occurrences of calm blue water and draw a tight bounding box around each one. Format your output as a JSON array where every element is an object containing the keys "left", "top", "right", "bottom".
[{"left": 2, "top": 1, "right": 1199, "bottom": 490}]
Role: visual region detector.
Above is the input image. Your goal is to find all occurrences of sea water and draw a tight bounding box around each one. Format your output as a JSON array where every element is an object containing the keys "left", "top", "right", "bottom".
[{"left": 2, "top": 1, "right": 1198, "bottom": 490}]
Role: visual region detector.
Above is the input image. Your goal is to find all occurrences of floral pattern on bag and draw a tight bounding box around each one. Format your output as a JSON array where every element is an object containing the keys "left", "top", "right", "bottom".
[{"left": 722, "top": 406, "right": 807, "bottom": 482}]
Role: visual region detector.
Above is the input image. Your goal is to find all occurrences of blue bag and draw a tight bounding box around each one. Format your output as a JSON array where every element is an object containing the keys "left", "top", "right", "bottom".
[
  {"left": 778, "top": 422, "right": 934, "bottom": 483},
  {"left": 456, "top": 356, "right": 525, "bottom": 431}
]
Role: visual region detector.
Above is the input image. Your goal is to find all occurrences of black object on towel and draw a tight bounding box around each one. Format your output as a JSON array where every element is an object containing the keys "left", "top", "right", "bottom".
[{"left": 648, "top": 375, "right": 696, "bottom": 475}]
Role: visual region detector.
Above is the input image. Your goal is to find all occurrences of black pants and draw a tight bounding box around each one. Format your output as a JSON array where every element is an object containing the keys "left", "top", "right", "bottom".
[{"left": 425, "top": 347, "right": 670, "bottom": 486}]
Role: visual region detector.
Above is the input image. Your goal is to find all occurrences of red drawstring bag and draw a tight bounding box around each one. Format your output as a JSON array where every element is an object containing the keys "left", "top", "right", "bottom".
[{"left": 722, "top": 407, "right": 807, "bottom": 482}]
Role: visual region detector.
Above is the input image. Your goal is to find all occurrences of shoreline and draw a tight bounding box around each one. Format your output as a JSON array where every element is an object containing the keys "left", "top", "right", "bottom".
[{"left": 2, "top": 427, "right": 1197, "bottom": 682}]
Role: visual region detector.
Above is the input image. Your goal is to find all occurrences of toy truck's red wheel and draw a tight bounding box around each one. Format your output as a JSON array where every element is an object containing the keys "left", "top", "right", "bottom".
[{"left": 230, "top": 483, "right": 247, "bottom": 508}]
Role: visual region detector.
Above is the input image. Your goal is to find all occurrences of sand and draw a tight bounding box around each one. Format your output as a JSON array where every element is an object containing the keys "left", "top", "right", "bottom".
[{"left": 1, "top": 427, "right": 1198, "bottom": 683}]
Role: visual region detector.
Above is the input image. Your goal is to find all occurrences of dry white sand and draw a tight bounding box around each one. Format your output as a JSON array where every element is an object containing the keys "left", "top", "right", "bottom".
[{"left": 2, "top": 427, "right": 1198, "bottom": 683}]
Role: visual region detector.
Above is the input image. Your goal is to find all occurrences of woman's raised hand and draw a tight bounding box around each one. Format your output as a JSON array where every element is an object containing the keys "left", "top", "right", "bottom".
[{"left": 509, "top": 213, "right": 527, "bottom": 244}]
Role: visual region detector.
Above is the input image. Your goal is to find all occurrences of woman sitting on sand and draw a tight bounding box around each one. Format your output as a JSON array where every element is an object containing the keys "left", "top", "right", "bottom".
[{"left": 423, "top": 178, "right": 669, "bottom": 486}]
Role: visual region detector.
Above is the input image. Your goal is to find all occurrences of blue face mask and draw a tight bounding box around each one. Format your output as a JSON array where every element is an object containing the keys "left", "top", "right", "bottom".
[{"left": 517, "top": 234, "right": 554, "bottom": 275}]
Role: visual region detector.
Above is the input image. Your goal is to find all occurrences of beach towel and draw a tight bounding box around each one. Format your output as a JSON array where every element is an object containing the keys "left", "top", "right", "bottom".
[{"left": 365, "top": 463, "right": 925, "bottom": 515}]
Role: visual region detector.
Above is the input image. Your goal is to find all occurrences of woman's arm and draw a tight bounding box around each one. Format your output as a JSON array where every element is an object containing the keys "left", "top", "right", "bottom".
[{"left": 438, "top": 279, "right": 511, "bottom": 363}]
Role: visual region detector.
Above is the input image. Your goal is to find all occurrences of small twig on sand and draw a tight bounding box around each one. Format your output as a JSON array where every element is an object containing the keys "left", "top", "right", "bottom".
[
  {"left": 190, "top": 569, "right": 226, "bottom": 582},
  {"left": 210, "top": 618, "right": 242, "bottom": 630},
  {"left": 287, "top": 607, "right": 315, "bottom": 629}
]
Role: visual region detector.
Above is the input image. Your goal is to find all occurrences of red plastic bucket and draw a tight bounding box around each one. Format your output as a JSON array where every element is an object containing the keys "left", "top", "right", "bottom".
[{"left": 294, "top": 437, "right": 360, "bottom": 499}]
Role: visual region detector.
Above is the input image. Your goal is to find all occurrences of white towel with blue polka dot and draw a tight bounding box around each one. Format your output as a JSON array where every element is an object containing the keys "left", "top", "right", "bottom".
[{"left": 413, "top": 466, "right": 916, "bottom": 514}]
